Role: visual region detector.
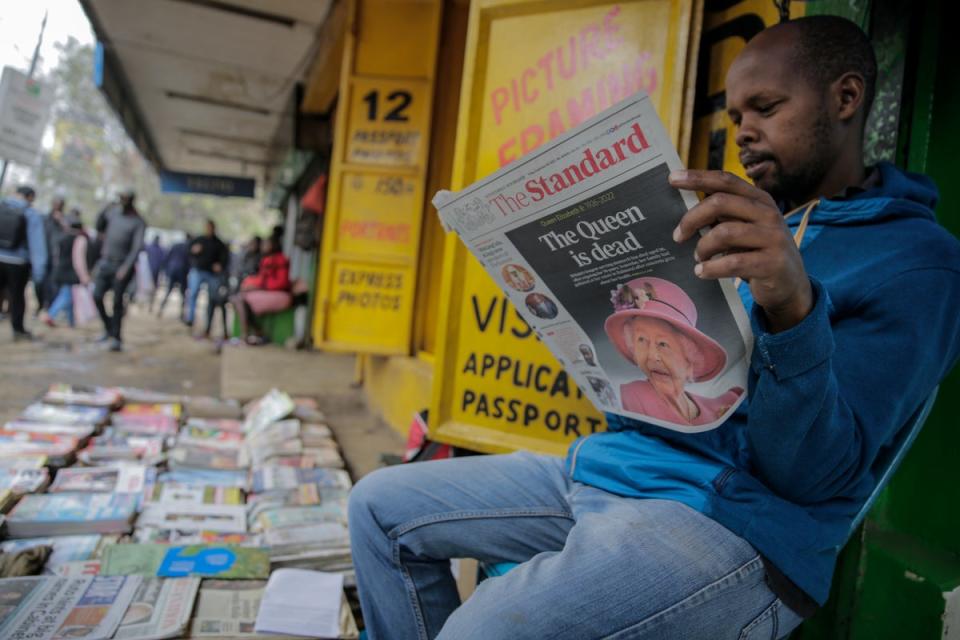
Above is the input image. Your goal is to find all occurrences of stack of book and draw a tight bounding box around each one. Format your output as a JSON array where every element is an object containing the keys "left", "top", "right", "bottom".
[{"left": 0, "top": 386, "right": 361, "bottom": 639}]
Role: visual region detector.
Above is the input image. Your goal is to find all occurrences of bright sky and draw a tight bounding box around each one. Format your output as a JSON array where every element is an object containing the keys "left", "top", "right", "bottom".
[{"left": 0, "top": 0, "right": 93, "bottom": 77}]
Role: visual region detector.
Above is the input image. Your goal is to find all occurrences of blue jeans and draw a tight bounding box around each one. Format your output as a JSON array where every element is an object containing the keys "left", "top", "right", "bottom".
[
  {"left": 47, "top": 284, "right": 74, "bottom": 326},
  {"left": 349, "top": 452, "right": 804, "bottom": 640},
  {"left": 185, "top": 269, "right": 220, "bottom": 325}
]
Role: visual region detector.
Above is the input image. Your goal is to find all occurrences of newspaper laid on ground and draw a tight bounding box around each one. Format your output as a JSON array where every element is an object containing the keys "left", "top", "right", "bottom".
[
  {"left": 112, "top": 577, "right": 200, "bottom": 640},
  {"left": 0, "top": 575, "right": 141, "bottom": 640},
  {"left": 434, "top": 93, "right": 753, "bottom": 433}
]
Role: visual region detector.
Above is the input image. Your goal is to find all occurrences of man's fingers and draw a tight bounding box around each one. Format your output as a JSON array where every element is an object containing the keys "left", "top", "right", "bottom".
[
  {"left": 674, "top": 192, "right": 777, "bottom": 243},
  {"left": 694, "top": 222, "right": 769, "bottom": 262},
  {"left": 694, "top": 250, "right": 765, "bottom": 280},
  {"left": 669, "top": 169, "right": 775, "bottom": 204}
]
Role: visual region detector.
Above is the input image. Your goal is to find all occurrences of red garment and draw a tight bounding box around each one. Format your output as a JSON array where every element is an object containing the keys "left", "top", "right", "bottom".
[{"left": 242, "top": 252, "right": 290, "bottom": 291}]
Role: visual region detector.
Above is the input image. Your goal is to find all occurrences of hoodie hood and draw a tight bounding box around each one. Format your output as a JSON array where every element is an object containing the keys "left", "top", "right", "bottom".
[{"left": 804, "top": 161, "right": 939, "bottom": 226}]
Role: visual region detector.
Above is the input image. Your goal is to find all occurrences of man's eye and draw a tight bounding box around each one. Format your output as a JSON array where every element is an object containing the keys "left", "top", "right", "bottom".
[{"left": 757, "top": 102, "right": 778, "bottom": 115}]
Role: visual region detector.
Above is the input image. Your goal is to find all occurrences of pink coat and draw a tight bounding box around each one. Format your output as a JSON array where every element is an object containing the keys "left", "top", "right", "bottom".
[{"left": 619, "top": 380, "right": 743, "bottom": 426}]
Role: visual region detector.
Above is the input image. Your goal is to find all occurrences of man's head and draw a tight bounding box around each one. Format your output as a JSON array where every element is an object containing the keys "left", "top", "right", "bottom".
[
  {"left": 119, "top": 189, "right": 136, "bottom": 208},
  {"left": 51, "top": 196, "right": 66, "bottom": 214},
  {"left": 205, "top": 219, "right": 216, "bottom": 237},
  {"left": 15, "top": 186, "right": 35, "bottom": 204},
  {"left": 726, "top": 16, "right": 876, "bottom": 205}
]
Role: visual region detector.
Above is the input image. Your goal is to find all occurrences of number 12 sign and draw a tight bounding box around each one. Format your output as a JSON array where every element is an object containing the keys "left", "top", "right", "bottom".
[{"left": 346, "top": 77, "right": 429, "bottom": 167}]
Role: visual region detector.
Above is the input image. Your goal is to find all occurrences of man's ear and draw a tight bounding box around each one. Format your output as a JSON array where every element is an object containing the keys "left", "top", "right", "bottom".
[{"left": 833, "top": 72, "right": 866, "bottom": 123}]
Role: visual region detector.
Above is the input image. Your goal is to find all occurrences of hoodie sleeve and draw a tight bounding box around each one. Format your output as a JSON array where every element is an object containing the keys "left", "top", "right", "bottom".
[
  {"left": 26, "top": 208, "right": 48, "bottom": 282},
  {"left": 745, "top": 271, "right": 960, "bottom": 505}
]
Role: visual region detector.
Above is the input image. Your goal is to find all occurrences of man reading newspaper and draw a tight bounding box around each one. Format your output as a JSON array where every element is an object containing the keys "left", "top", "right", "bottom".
[{"left": 349, "top": 16, "right": 960, "bottom": 639}]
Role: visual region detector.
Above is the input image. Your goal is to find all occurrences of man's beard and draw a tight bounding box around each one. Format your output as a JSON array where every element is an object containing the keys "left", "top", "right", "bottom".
[{"left": 765, "top": 108, "right": 834, "bottom": 206}]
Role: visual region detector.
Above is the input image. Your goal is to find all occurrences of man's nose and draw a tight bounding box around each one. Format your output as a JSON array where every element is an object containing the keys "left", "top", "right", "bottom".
[{"left": 735, "top": 119, "right": 760, "bottom": 148}]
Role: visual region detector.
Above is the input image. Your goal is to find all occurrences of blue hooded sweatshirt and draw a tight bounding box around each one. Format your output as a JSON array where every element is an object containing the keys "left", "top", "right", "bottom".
[{"left": 565, "top": 162, "right": 960, "bottom": 606}]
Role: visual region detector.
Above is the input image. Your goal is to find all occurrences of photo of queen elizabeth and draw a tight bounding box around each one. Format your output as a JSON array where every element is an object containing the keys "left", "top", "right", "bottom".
[{"left": 604, "top": 277, "right": 743, "bottom": 426}]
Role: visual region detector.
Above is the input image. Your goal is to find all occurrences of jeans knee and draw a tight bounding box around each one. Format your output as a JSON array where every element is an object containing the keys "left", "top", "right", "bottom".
[{"left": 348, "top": 467, "right": 394, "bottom": 532}]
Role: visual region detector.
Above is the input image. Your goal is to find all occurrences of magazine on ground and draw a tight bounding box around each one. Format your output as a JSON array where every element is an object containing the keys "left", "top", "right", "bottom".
[
  {"left": 434, "top": 93, "right": 753, "bottom": 433},
  {"left": 100, "top": 544, "right": 270, "bottom": 579}
]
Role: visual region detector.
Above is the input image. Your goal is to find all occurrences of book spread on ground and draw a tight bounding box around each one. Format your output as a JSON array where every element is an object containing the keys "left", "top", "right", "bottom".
[
  {"left": 101, "top": 544, "right": 270, "bottom": 579},
  {"left": 0, "top": 575, "right": 141, "bottom": 640},
  {"left": 434, "top": 93, "right": 753, "bottom": 433},
  {"left": 49, "top": 466, "right": 149, "bottom": 494},
  {"left": 5, "top": 493, "right": 137, "bottom": 537},
  {"left": 137, "top": 504, "right": 248, "bottom": 534}
]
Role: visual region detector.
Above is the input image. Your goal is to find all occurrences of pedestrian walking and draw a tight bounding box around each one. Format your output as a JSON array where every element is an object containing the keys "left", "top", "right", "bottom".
[
  {"left": 38, "top": 195, "right": 66, "bottom": 312},
  {"left": 0, "top": 186, "right": 48, "bottom": 341},
  {"left": 92, "top": 190, "right": 145, "bottom": 352},
  {"left": 185, "top": 219, "right": 228, "bottom": 335},
  {"left": 156, "top": 234, "right": 190, "bottom": 320},
  {"left": 144, "top": 236, "right": 166, "bottom": 310},
  {"left": 43, "top": 213, "right": 92, "bottom": 327}
]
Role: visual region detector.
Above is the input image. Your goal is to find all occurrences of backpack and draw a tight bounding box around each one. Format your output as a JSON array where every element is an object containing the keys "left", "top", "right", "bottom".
[{"left": 0, "top": 200, "right": 27, "bottom": 251}]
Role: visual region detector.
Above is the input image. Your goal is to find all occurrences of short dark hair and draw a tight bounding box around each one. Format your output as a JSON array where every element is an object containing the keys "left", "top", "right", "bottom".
[
  {"left": 789, "top": 15, "right": 877, "bottom": 119},
  {"left": 16, "top": 185, "right": 35, "bottom": 199}
]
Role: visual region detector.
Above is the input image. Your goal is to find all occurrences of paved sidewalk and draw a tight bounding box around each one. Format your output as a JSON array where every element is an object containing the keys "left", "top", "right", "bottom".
[{"left": 0, "top": 295, "right": 404, "bottom": 479}]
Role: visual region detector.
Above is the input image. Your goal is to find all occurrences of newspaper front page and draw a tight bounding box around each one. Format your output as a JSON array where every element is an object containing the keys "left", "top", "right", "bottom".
[
  {"left": 435, "top": 93, "right": 752, "bottom": 433},
  {"left": 0, "top": 575, "right": 141, "bottom": 640},
  {"left": 112, "top": 577, "right": 200, "bottom": 640}
]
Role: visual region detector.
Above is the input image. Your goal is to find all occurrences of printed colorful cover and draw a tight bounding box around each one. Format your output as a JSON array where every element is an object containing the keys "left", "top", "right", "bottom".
[
  {"left": 42, "top": 384, "right": 123, "bottom": 408},
  {"left": 101, "top": 544, "right": 270, "bottom": 579},
  {"left": 21, "top": 403, "right": 110, "bottom": 426},
  {"left": 7, "top": 493, "right": 137, "bottom": 529}
]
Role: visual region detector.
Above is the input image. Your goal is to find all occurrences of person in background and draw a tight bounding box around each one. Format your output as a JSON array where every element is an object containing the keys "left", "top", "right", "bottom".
[
  {"left": 237, "top": 236, "right": 262, "bottom": 284},
  {"left": 185, "top": 219, "right": 228, "bottom": 334},
  {"left": 38, "top": 195, "right": 66, "bottom": 313},
  {"left": 42, "top": 213, "right": 92, "bottom": 327},
  {"left": 0, "top": 186, "right": 48, "bottom": 341},
  {"left": 93, "top": 189, "right": 146, "bottom": 352},
  {"left": 230, "top": 236, "right": 291, "bottom": 345},
  {"left": 145, "top": 236, "right": 167, "bottom": 311},
  {"left": 157, "top": 233, "right": 190, "bottom": 320}
]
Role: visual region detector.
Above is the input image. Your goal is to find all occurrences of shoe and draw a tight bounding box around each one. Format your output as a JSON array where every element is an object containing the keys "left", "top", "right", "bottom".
[
  {"left": 12, "top": 330, "right": 35, "bottom": 342},
  {"left": 95, "top": 333, "right": 112, "bottom": 344},
  {"left": 108, "top": 338, "right": 123, "bottom": 352}
]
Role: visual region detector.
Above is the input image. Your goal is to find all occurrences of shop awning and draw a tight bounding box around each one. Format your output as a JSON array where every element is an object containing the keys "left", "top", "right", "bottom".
[{"left": 80, "top": 0, "right": 333, "bottom": 188}]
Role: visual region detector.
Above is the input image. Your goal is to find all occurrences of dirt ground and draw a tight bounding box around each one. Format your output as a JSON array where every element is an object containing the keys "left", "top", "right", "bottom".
[{"left": 0, "top": 289, "right": 404, "bottom": 478}]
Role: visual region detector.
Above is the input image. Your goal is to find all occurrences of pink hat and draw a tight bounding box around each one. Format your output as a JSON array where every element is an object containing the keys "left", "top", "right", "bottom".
[{"left": 603, "top": 277, "right": 727, "bottom": 382}]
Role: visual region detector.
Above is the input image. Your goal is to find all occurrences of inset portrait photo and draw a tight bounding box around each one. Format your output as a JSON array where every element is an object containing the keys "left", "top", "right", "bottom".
[
  {"left": 525, "top": 292, "right": 559, "bottom": 319},
  {"left": 501, "top": 263, "right": 536, "bottom": 292},
  {"left": 578, "top": 344, "right": 597, "bottom": 367}
]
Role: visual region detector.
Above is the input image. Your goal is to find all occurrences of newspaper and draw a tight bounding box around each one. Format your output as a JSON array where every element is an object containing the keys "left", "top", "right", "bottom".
[
  {"left": 112, "top": 577, "right": 200, "bottom": 640},
  {"left": 434, "top": 93, "right": 753, "bottom": 433},
  {"left": 186, "top": 580, "right": 357, "bottom": 639},
  {"left": 0, "top": 575, "right": 141, "bottom": 640}
]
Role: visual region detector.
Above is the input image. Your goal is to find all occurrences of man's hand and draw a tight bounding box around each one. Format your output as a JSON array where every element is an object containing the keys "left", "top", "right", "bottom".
[
  {"left": 669, "top": 169, "right": 813, "bottom": 333},
  {"left": 212, "top": 263, "right": 222, "bottom": 273},
  {"left": 117, "top": 268, "right": 128, "bottom": 282}
]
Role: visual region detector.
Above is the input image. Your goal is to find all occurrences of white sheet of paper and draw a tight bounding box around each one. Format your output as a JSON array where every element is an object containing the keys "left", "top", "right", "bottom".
[{"left": 254, "top": 568, "right": 344, "bottom": 638}]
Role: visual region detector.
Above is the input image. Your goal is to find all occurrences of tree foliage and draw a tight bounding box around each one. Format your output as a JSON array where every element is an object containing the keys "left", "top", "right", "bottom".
[{"left": 32, "top": 37, "right": 273, "bottom": 244}]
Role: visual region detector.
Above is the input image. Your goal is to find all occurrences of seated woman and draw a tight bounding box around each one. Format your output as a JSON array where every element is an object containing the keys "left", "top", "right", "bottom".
[
  {"left": 604, "top": 277, "right": 743, "bottom": 428},
  {"left": 230, "top": 237, "right": 291, "bottom": 345}
]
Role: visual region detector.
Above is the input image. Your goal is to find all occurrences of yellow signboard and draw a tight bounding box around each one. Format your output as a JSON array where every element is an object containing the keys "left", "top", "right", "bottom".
[
  {"left": 430, "top": 0, "right": 700, "bottom": 456},
  {"left": 314, "top": 0, "right": 443, "bottom": 354},
  {"left": 345, "top": 77, "right": 431, "bottom": 166}
]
